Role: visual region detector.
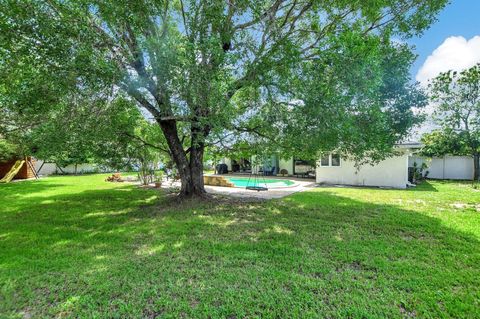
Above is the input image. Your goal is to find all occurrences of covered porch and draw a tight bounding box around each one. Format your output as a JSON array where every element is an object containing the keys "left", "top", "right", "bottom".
[{"left": 219, "top": 156, "right": 316, "bottom": 178}]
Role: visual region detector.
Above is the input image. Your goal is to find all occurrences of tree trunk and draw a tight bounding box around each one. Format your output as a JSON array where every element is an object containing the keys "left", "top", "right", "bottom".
[
  {"left": 158, "top": 119, "right": 207, "bottom": 198},
  {"left": 188, "top": 143, "right": 206, "bottom": 196},
  {"left": 474, "top": 153, "right": 480, "bottom": 181},
  {"left": 174, "top": 146, "right": 206, "bottom": 198}
]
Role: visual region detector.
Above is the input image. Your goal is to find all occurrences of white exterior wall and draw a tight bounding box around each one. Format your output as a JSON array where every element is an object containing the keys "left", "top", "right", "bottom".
[
  {"left": 250, "top": 155, "right": 261, "bottom": 174},
  {"left": 316, "top": 155, "right": 409, "bottom": 189},
  {"left": 279, "top": 158, "right": 293, "bottom": 175},
  {"left": 410, "top": 156, "right": 473, "bottom": 180}
]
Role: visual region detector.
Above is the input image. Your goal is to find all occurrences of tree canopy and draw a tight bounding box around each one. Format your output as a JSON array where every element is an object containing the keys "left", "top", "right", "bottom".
[
  {"left": 0, "top": 138, "right": 19, "bottom": 162},
  {"left": 426, "top": 63, "right": 480, "bottom": 180},
  {"left": 0, "top": 0, "right": 447, "bottom": 196},
  {"left": 421, "top": 130, "right": 470, "bottom": 157}
]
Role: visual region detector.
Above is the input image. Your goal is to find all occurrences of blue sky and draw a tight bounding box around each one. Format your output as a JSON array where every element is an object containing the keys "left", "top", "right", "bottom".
[{"left": 408, "top": 0, "right": 480, "bottom": 82}]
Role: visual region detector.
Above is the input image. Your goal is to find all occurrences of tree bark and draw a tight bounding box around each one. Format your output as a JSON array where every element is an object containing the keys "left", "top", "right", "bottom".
[
  {"left": 189, "top": 142, "right": 206, "bottom": 195},
  {"left": 474, "top": 153, "right": 480, "bottom": 181},
  {"left": 157, "top": 119, "right": 207, "bottom": 198}
]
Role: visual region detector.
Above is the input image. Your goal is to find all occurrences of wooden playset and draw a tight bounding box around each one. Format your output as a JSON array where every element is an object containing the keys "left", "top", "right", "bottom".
[{"left": 0, "top": 157, "right": 38, "bottom": 183}]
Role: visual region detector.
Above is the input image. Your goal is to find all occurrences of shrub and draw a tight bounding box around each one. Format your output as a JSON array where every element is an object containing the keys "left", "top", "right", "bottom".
[
  {"left": 154, "top": 170, "right": 163, "bottom": 183},
  {"left": 412, "top": 162, "right": 429, "bottom": 184}
]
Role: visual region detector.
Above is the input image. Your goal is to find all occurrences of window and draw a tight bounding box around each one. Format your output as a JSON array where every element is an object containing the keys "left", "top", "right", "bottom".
[
  {"left": 320, "top": 154, "right": 341, "bottom": 167},
  {"left": 331, "top": 154, "right": 341, "bottom": 166},
  {"left": 320, "top": 155, "right": 330, "bottom": 166}
]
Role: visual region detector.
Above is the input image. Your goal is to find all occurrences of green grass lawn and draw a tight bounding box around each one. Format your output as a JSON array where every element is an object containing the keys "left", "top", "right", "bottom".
[{"left": 1, "top": 175, "right": 479, "bottom": 318}]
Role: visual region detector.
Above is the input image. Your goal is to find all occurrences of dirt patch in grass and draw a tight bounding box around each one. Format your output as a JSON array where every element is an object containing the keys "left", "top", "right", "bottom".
[
  {"left": 399, "top": 303, "right": 417, "bottom": 318},
  {"left": 450, "top": 203, "right": 480, "bottom": 212}
]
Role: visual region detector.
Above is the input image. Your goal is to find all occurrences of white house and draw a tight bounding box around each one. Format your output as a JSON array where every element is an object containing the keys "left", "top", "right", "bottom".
[
  {"left": 316, "top": 145, "right": 414, "bottom": 189},
  {"left": 219, "top": 142, "right": 475, "bottom": 189},
  {"left": 220, "top": 145, "right": 416, "bottom": 188},
  {"left": 220, "top": 156, "right": 315, "bottom": 177},
  {"left": 316, "top": 143, "right": 477, "bottom": 187}
]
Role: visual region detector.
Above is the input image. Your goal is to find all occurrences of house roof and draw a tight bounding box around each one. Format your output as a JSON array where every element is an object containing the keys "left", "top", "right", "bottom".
[{"left": 395, "top": 141, "right": 423, "bottom": 149}]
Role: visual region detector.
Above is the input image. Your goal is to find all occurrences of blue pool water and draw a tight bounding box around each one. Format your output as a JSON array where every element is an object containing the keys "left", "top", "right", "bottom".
[{"left": 227, "top": 177, "right": 295, "bottom": 188}]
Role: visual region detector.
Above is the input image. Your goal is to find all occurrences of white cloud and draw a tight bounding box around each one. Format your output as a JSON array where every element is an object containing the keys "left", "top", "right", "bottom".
[{"left": 416, "top": 36, "right": 480, "bottom": 85}]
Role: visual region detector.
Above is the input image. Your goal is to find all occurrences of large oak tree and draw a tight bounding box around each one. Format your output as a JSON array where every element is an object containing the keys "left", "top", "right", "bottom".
[{"left": 1, "top": 0, "right": 446, "bottom": 197}]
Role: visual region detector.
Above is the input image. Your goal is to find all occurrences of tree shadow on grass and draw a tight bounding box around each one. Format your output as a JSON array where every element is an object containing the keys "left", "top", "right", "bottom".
[
  {"left": 0, "top": 179, "right": 68, "bottom": 199},
  {"left": 1, "top": 185, "right": 479, "bottom": 318}
]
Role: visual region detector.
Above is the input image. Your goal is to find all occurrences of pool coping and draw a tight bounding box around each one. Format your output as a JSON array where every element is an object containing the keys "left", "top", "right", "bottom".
[
  {"left": 225, "top": 177, "right": 298, "bottom": 189},
  {"left": 205, "top": 174, "right": 315, "bottom": 190}
]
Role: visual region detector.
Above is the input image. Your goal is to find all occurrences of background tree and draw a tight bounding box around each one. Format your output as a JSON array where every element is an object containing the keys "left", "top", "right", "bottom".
[
  {"left": 421, "top": 130, "right": 470, "bottom": 158},
  {"left": 0, "top": 64, "right": 170, "bottom": 174},
  {"left": 29, "top": 95, "right": 171, "bottom": 172},
  {"left": 0, "top": 138, "right": 19, "bottom": 162},
  {"left": 428, "top": 64, "right": 480, "bottom": 180},
  {"left": 1, "top": 0, "right": 447, "bottom": 197},
  {"left": 241, "top": 38, "right": 428, "bottom": 165}
]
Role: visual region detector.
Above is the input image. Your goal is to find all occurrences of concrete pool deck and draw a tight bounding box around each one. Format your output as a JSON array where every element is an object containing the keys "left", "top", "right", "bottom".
[
  {"left": 160, "top": 175, "right": 316, "bottom": 199},
  {"left": 205, "top": 175, "right": 316, "bottom": 199}
]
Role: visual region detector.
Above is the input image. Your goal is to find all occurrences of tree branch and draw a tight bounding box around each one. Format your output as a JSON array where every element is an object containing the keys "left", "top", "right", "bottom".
[
  {"left": 122, "top": 132, "right": 170, "bottom": 154},
  {"left": 234, "top": 0, "right": 285, "bottom": 30}
]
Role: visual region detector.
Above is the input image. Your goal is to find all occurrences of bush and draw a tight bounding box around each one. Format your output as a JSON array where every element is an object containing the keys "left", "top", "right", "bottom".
[
  {"left": 137, "top": 160, "right": 155, "bottom": 185},
  {"left": 412, "top": 162, "right": 429, "bottom": 184},
  {"left": 154, "top": 170, "right": 163, "bottom": 183}
]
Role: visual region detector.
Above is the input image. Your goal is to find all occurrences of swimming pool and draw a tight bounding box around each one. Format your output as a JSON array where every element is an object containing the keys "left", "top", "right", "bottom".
[{"left": 226, "top": 177, "right": 296, "bottom": 188}]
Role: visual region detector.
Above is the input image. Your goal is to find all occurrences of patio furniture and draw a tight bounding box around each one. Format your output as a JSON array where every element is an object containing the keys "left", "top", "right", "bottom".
[
  {"left": 295, "top": 172, "right": 308, "bottom": 178},
  {"left": 263, "top": 166, "right": 276, "bottom": 176},
  {"left": 216, "top": 164, "right": 228, "bottom": 174}
]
